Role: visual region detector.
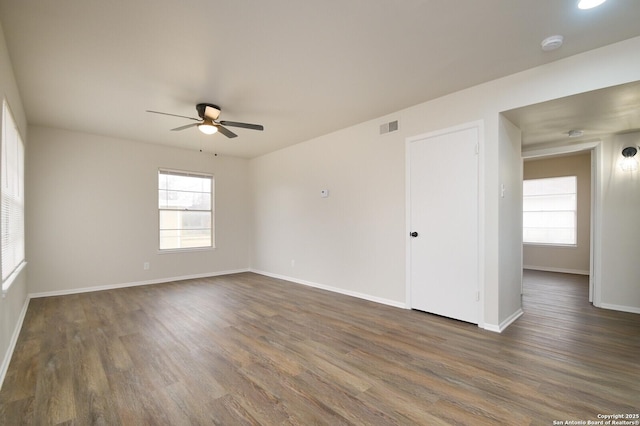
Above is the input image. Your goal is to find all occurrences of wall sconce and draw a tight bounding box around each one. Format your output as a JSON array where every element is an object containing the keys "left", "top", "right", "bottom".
[{"left": 620, "top": 144, "right": 639, "bottom": 172}]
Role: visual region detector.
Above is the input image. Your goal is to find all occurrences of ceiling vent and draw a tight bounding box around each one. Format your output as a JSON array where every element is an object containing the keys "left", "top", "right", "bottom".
[{"left": 380, "top": 120, "right": 399, "bottom": 135}]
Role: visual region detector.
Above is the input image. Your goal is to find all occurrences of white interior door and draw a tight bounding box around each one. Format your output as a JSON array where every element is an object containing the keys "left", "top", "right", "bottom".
[{"left": 409, "top": 125, "right": 479, "bottom": 324}]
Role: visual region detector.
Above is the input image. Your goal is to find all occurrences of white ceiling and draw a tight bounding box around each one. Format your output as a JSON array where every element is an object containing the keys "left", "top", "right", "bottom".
[
  {"left": 1, "top": 0, "right": 640, "bottom": 158},
  {"left": 503, "top": 80, "right": 640, "bottom": 148}
]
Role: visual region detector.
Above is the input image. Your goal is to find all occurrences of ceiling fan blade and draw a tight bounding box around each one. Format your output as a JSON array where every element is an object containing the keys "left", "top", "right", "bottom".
[
  {"left": 219, "top": 120, "right": 264, "bottom": 131},
  {"left": 216, "top": 125, "right": 238, "bottom": 138},
  {"left": 146, "top": 110, "right": 200, "bottom": 121},
  {"left": 171, "top": 123, "right": 199, "bottom": 131}
]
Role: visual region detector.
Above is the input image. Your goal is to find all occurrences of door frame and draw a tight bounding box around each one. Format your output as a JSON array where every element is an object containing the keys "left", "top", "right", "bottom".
[
  {"left": 521, "top": 140, "right": 602, "bottom": 307},
  {"left": 405, "top": 120, "right": 485, "bottom": 328}
]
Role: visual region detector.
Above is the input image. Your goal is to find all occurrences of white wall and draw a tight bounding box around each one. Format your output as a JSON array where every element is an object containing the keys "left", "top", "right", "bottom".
[
  {"left": 600, "top": 132, "right": 640, "bottom": 312},
  {"left": 250, "top": 120, "right": 406, "bottom": 306},
  {"left": 26, "top": 126, "right": 251, "bottom": 295},
  {"left": 523, "top": 153, "right": 592, "bottom": 275},
  {"left": 250, "top": 36, "right": 640, "bottom": 328},
  {"left": 0, "top": 22, "right": 29, "bottom": 386},
  {"left": 498, "top": 116, "right": 523, "bottom": 328}
]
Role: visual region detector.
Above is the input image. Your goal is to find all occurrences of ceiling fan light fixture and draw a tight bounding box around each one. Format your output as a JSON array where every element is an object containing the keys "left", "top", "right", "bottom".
[
  {"left": 578, "top": 0, "right": 607, "bottom": 10},
  {"left": 147, "top": 103, "right": 262, "bottom": 140},
  {"left": 198, "top": 120, "right": 218, "bottom": 135}
]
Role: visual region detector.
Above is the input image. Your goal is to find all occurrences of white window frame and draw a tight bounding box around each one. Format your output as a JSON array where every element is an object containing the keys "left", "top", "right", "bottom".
[
  {"left": 1, "top": 99, "right": 26, "bottom": 294},
  {"left": 158, "top": 168, "right": 214, "bottom": 251},
  {"left": 523, "top": 175, "right": 577, "bottom": 246}
]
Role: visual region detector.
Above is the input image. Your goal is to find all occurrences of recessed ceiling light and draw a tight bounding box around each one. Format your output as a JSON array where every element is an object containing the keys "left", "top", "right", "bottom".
[
  {"left": 578, "top": 0, "right": 607, "bottom": 10},
  {"left": 541, "top": 35, "right": 564, "bottom": 51},
  {"left": 568, "top": 129, "right": 584, "bottom": 138}
]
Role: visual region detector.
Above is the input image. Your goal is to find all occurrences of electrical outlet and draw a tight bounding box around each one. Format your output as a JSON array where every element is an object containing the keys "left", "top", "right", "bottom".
[
  {"left": 291, "top": 259, "right": 295, "bottom": 268},
  {"left": 143, "top": 262, "right": 150, "bottom": 270}
]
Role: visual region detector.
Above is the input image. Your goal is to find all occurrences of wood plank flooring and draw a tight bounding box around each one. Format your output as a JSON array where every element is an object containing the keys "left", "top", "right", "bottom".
[{"left": 0, "top": 271, "right": 638, "bottom": 425}]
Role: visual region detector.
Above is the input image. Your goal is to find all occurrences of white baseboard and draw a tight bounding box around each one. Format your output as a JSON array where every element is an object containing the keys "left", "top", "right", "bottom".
[
  {"left": 250, "top": 269, "right": 408, "bottom": 309},
  {"left": 482, "top": 323, "right": 501, "bottom": 333},
  {"left": 0, "top": 296, "right": 30, "bottom": 389},
  {"left": 483, "top": 308, "right": 524, "bottom": 333},
  {"left": 524, "top": 266, "right": 589, "bottom": 275},
  {"left": 28, "top": 268, "right": 250, "bottom": 299},
  {"left": 599, "top": 303, "right": 640, "bottom": 315}
]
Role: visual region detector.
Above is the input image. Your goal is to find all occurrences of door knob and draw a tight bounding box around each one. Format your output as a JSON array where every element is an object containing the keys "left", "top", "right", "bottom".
[{"left": 410, "top": 231, "right": 419, "bottom": 238}]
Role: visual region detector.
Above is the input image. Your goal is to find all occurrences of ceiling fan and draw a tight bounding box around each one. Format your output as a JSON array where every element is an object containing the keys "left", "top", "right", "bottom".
[{"left": 146, "top": 103, "right": 264, "bottom": 138}]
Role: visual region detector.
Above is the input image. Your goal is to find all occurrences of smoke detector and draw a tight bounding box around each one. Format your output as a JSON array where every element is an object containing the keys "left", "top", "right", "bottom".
[
  {"left": 541, "top": 35, "right": 564, "bottom": 51},
  {"left": 568, "top": 129, "right": 584, "bottom": 138}
]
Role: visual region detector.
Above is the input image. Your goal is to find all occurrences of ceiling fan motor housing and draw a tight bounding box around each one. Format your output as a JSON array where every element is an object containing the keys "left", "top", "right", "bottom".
[{"left": 196, "top": 103, "right": 221, "bottom": 120}]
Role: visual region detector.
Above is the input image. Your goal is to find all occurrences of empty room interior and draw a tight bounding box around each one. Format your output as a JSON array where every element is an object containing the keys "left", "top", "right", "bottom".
[{"left": 0, "top": 1, "right": 639, "bottom": 424}]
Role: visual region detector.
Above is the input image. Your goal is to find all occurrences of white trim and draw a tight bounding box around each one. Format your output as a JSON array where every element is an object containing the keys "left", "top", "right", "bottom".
[
  {"left": 591, "top": 143, "right": 603, "bottom": 306},
  {"left": 482, "top": 323, "right": 501, "bottom": 333},
  {"left": 1, "top": 260, "right": 26, "bottom": 297},
  {"left": 405, "top": 136, "right": 412, "bottom": 309},
  {"left": 405, "top": 120, "right": 485, "bottom": 328},
  {"left": 158, "top": 168, "right": 214, "bottom": 252},
  {"left": 1, "top": 99, "right": 26, "bottom": 288},
  {"left": 251, "top": 269, "right": 408, "bottom": 310},
  {"left": 483, "top": 308, "right": 524, "bottom": 333},
  {"left": 523, "top": 175, "right": 578, "bottom": 246},
  {"left": 0, "top": 295, "right": 30, "bottom": 389},
  {"left": 599, "top": 303, "right": 640, "bottom": 315},
  {"left": 521, "top": 140, "right": 601, "bottom": 158},
  {"left": 477, "top": 120, "right": 486, "bottom": 330},
  {"left": 157, "top": 247, "right": 216, "bottom": 255},
  {"left": 158, "top": 168, "right": 214, "bottom": 179},
  {"left": 28, "top": 269, "right": 249, "bottom": 299},
  {"left": 523, "top": 266, "right": 590, "bottom": 276},
  {"left": 522, "top": 140, "right": 602, "bottom": 307},
  {"left": 523, "top": 242, "right": 578, "bottom": 248}
]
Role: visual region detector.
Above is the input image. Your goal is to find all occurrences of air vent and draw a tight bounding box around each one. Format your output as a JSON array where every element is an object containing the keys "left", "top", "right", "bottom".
[{"left": 380, "top": 120, "right": 399, "bottom": 135}]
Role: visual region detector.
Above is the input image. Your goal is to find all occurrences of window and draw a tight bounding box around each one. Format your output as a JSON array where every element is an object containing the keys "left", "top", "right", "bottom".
[
  {"left": 158, "top": 169, "right": 213, "bottom": 250},
  {"left": 1, "top": 99, "right": 25, "bottom": 288},
  {"left": 523, "top": 176, "right": 577, "bottom": 245}
]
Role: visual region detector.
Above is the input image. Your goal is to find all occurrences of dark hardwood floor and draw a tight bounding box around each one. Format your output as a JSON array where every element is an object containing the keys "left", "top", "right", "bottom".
[{"left": 0, "top": 271, "right": 638, "bottom": 425}]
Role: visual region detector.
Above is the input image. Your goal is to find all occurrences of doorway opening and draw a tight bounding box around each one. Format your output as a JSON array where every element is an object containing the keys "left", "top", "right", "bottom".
[{"left": 521, "top": 142, "right": 601, "bottom": 307}]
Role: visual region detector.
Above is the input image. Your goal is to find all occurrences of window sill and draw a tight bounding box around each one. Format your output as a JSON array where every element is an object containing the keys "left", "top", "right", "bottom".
[
  {"left": 2, "top": 261, "right": 27, "bottom": 298},
  {"left": 523, "top": 243, "right": 577, "bottom": 248},
  {"left": 157, "top": 246, "right": 216, "bottom": 255}
]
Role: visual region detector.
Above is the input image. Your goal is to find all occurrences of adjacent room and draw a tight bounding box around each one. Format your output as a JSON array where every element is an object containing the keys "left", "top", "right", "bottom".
[{"left": 0, "top": 0, "right": 638, "bottom": 424}]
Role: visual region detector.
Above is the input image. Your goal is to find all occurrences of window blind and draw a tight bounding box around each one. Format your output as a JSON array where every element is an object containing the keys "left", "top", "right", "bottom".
[
  {"left": 523, "top": 176, "right": 577, "bottom": 245},
  {"left": 158, "top": 169, "right": 213, "bottom": 250},
  {"left": 1, "top": 100, "right": 25, "bottom": 282}
]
